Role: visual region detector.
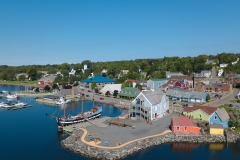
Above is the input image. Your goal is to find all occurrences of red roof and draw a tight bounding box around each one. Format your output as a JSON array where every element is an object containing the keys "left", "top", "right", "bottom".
[
  {"left": 183, "top": 105, "right": 217, "bottom": 115},
  {"left": 125, "top": 79, "right": 136, "bottom": 83},
  {"left": 170, "top": 75, "right": 193, "bottom": 81},
  {"left": 171, "top": 116, "right": 195, "bottom": 127}
]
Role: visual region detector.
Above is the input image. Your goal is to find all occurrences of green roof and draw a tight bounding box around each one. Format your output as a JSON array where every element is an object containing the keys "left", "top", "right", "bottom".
[
  {"left": 152, "top": 78, "right": 170, "bottom": 81},
  {"left": 121, "top": 87, "right": 138, "bottom": 92},
  {"left": 118, "top": 93, "right": 138, "bottom": 97}
]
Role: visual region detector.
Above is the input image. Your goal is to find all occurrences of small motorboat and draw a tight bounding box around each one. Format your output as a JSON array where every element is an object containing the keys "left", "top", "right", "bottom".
[{"left": 56, "top": 97, "right": 71, "bottom": 105}]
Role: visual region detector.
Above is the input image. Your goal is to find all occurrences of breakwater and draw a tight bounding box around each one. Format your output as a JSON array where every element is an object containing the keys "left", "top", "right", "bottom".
[{"left": 62, "top": 130, "right": 240, "bottom": 160}]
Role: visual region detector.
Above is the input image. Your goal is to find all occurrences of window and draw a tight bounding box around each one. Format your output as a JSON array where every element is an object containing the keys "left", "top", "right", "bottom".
[
  {"left": 177, "top": 127, "right": 180, "bottom": 131},
  {"left": 214, "top": 115, "right": 217, "bottom": 120},
  {"left": 184, "top": 127, "right": 187, "bottom": 131},
  {"left": 200, "top": 114, "right": 202, "bottom": 118}
]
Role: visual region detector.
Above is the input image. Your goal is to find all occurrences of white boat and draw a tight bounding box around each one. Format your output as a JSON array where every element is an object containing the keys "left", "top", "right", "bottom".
[
  {"left": 56, "top": 97, "right": 71, "bottom": 105},
  {"left": 6, "top": 94, "right": 20, "bottom": 99},
  {"left": 14, "top": 101, "right": 28, "bottom": 107}
]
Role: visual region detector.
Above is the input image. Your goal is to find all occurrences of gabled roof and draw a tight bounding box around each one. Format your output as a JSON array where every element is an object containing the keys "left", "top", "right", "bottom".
[
  {"left": 100, "top": 84, "right": 122, "bottom": 94},
  {"left": 166, "top": 89, "right": 193, "bottom": 98},
  {"left": 190, "top": 91, "right": 206, "bottom": 99},
  {"left": 38, "top": 74, "right": 56, "bottom": 82},
  {"left": 215, "top": 108, "right": 230, "bottom": 122},
  {"left": 141, "top": 89, "right": 165, "bottom": 105},
  {"left": 171, "top": 116, "right": 198, "bottom": 127},
  {"left": 81, "top": 75, "right": 115, "bottom": 83},
  {"left": 170, "top": 75, "right": 193, "bottom": 81},
  {"left": 209, "top": 124, "right": 223, "bottom": 129},
  {"left": 151, "top": 78, "right": 170, "bottom": 82},
  {"left": 118, "top": 87, "right": 140, "bottom": 97},
  {"left": 183, "top": 105, "right": 217, "bottom": 115}
]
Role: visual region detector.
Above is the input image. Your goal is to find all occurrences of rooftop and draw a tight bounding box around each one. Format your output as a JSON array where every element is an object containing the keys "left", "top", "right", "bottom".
[
  {"left": 81, "top": 75, "right": 115, "bottom": 83},
  {"left": 183, "top": 105, "right": 217, "bottom": 115}
]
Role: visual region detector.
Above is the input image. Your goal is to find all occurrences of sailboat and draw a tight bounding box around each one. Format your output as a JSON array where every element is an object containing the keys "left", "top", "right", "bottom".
[
  {"left": 46, "top": 94, "right": 102, "bottom": 129},
  {"left": 56, "top": 97, "right": 71, "bottom": 105}
]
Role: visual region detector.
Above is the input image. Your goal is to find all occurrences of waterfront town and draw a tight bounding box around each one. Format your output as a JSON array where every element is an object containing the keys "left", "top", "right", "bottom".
[{"left": 1, "top": 55, "right": 240, "bottom": 159}]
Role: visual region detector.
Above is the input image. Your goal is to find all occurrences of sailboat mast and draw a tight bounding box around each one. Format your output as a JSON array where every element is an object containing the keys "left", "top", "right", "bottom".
[
  {"left": 81, "top": 94, "right": 84, "bottom": 114},
  {"left": 64, "top": 97, "right": 66, "bottom": 118}
]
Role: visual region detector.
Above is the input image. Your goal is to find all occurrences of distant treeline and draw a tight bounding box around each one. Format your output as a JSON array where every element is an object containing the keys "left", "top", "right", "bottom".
[{"left": 0, "top": 53, "right": 240, "bottom": 84}]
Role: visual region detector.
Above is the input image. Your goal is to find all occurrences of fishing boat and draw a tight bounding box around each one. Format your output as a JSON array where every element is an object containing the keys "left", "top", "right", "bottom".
[
  {"left": 6, "top": 93, "right": 20, "bottom": 99},
  {"left": 56, "top": 97, "right": 71, "bottom": 105}
]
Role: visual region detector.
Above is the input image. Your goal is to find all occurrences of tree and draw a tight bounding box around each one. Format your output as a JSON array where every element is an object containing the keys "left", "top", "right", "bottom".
[
  {"left": 28, "top": 68, "right": 37, "bottom": 80},
  {"left": 229, "top": 107, "right": 240, "bottom": 128},
  {"left": 52, "top": 83, "right": 59, "bottom": 90},
  {"left": 122, "top": 81, "right": 133, "bottom": 88},
  {"left": 44, "top": 85, "right": 51, "bottom": 92},
  {"left": 206, "top": 94, "right": 210, "bottom": 102},
  {"left": 135, "top": 84, "right": 142, "bottom": 90},
  {"left": 91, "top": 81, "right": 97, "bottom": 89},
  {"left": 105, "top": 91, "right": 111, "bottom": 97},
  {"left": 18, "top": 75, "right": 26, "bottom": 81},
  {"left": 113, "top": 90, "right": 118, "bottom": 97}
]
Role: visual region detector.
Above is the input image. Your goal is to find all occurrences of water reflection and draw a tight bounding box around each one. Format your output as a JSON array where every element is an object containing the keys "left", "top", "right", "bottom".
[
  {"left": 208, "top": 143, "right": 225, "bottom": 150},
  {"left": 171, "top": 143, "right": 200, "bottom": 153}
]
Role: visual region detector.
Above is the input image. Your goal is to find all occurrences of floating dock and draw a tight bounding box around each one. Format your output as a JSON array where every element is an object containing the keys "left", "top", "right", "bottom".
[{"left": 63, "top": 116, "right": 112, "bottom": 133}]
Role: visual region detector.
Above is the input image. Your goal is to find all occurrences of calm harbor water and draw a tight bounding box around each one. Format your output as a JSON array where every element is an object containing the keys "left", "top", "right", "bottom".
[{"left": 1, "top": 85, "right": 240, "bottom": 160}]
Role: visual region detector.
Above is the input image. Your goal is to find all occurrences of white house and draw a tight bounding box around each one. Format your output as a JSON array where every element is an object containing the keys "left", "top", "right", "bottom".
[
  {"left": 220, "top": 64, "right": 228, "bottom": 68},
  {"left": 69, "top": 69, "right": 76, "bottom": 75},
  {"left": 129, "top": 89, "right": 169, "bottom": 121},
  {"left": 100, "top": 84, "right": 122, "bottom": 95},
  {"left": 218, "top": 69, "right": 224, "bottom": 77},
  {"left": 201, "top": 70, "right": 211, "bottom": 78}
]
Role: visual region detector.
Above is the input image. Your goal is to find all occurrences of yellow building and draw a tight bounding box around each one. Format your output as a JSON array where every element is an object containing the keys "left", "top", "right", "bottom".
[{"left": 208, "top": 124, "right": 224, "bottom": 135}]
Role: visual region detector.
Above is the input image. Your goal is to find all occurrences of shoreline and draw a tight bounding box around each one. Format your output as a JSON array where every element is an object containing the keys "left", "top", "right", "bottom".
[{"left": 62, "top": 130, "right": 240, "bottom": 160}]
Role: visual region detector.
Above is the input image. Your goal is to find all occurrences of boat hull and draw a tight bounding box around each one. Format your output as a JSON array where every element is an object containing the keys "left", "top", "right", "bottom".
[{"left": 57, "top": 112, "right": 102, "bottom": 127}]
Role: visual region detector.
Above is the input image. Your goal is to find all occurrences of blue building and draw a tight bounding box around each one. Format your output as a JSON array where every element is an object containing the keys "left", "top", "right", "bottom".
[
  {"left": 80, "top": 75, "right": 115, "bottom": 89},
  {"left": 209, "top": 108, "right": 229, "bottom": 128},
  {"left": 147, "top": 78, "right": 169, "bottom": 90}
]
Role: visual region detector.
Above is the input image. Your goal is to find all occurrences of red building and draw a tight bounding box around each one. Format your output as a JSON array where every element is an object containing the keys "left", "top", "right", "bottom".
[{"left": 171, "top": 116, "right": 201, "bottom": 134}]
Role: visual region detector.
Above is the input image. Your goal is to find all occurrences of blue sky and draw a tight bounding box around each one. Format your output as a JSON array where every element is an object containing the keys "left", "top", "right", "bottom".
[{"left": 1, "top": 0, "right": 240, "bottom": 66}]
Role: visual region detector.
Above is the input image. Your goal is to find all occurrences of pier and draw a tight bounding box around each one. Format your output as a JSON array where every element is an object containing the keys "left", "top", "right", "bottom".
[{"left": 63, "top": 116, "right": 111, "bottom": 132}]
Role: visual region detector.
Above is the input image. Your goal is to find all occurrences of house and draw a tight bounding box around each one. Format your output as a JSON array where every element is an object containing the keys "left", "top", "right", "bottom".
[
  {"left": 189, "top": 91, "right": 207, "bottom": 103},
  {"left": 183, "top": 105, "right": 217, "bottom": 121},
  {"left": 194, "top": 73, "right": 208, "bottom": 84},
  {"left": 166, "top": 89, "right": 192, "bottom": 101},
  {"left": 118, "top": 87, "right": 141, "bottom": 99},
  {"left": 201, "top": 70, "right": 211, "bottom": 78},
  {"left": 117, "top": 70, "right": 129, "bottom": 78},
  {"left": 100, "top": 84, "right": 122, "bottom": 95},
  {"left": 166, "top": 72, "right": 183, "bottom": 78},
  {"left": 194, "top": 82, "right": 205, "bottom": 92},
  {"left": 80, "top": 75, "right": 115, "bottom": 89},
  {"left": 208, "top": 124, "right": 224, "bottom": 135},
  {"left": 171, "top": 116, "right": 201, "bottom": 134},
  {"left": 203, "top": 83, "right": 232, "bottom": 93},
  {"left": 209, "top": 108, "right": 229, "bottom": 128},
  {"left": 129, "top": 89, "right": 169, "bottom": 121},
  {"left": 170, "top": 76, "right": 193, "bottom": 88},
  {"left": 166, "top": 88, "right": 207, "bottom": 103},
  {"left": 38, "top": 74, "right": 56, "bottom": 85},
  {"left": 135, "top": 80, "right": 147, "bottom": 90},
  {"left": 69, "top": 68, "right": 76, "bottom": 75},
  {"left": 220, "top": 64, "right": 228, "bottom": 68},
  {"left": 224, "top": 71, "right": 240, "bottom": 86},
  {"left": 206, "top": 59, "right": 216, "bottom": 65},
  {"left": 125, "top": 79, "right": 136, "bottom": 87},
  {"left": 101, "top": 69, "right": 108, "bottom": 74},
  {"left": 175, "top": 80, "right": 191, "bottom": 90},
  {"left": 146, "top": 78, "right": 169, "bottom": 90},
  {"left": 16, "top": 73, "right": 28, "bottom": 80},
  {"left": 218, "top": 69, "right": 224, "bottom": 77}
]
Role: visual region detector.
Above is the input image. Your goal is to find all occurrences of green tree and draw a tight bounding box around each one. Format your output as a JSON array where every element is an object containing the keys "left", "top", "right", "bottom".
[
  {"left": 122, "top": 81, "right": 133, "bottom": 88},
  {"left": 28, "top": 68, "right": 37, "bottom": 80},
  {"left": 229, "top": 107, "right": 240, "bottom": 128},
  {"left": 135, "top": 84, "right": 142, "bottom": 90},
  {"left": 91, "top": 81, "right": 97, "bottom": 89},
  {"left": 18, "top": 75, "right": 26, "bottom": 81},
  {"left": 206, "top": 94, "right": 210, "bottom": 102}
]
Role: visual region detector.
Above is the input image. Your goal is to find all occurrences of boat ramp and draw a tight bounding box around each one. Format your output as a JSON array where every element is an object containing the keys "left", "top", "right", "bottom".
[{"left": 63, "top": 116, "right": 112, "bottom": 133}]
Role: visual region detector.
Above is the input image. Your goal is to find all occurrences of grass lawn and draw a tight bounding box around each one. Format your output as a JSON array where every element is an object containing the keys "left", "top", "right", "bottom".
[
  {"left": 218, "top": 104, "right": 232, "bottom": 112},
  {"left": 0, "top": 80, "right": 38, "bottom": 86},
  {"left": 230, "top": 99, "right": 237, "bottom": 103}
]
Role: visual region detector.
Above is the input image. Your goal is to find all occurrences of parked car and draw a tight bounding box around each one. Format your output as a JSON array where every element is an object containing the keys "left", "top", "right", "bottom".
[
  {"left": 99, "top": 98, "right": 104, "bottom": 100},
  {"left": 229, "top": 104, "right": 233, "bottom": 107},
  {"left": 237, "top": 100, "right": 240, "bottom": 103},
  {"left": 173, "top": 102, "right": 177, "bottom": 105},
  {"left": 86, "top": 95, "right": 90, "bottom": 97},
  {"left": 88, "top": 90, "right": 92, "bottom": 92}
]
